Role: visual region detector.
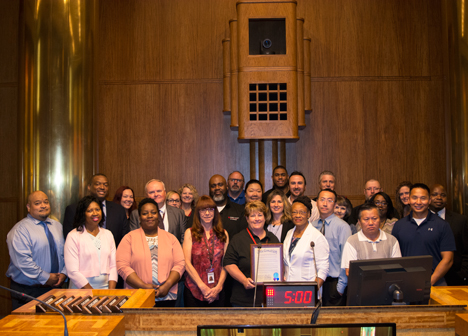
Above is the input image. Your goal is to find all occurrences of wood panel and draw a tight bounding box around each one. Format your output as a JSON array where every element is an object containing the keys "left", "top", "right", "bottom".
[
  {"left": 97, "top": 83, "right": 250, "bottom": 197},
  {"left": 293, "top": 80, "right": 446, "bottom": 197},
  {"left": 299, "top": 0, "right": 443, "bottom": 77},
  {"left": 0, "top": 0, "right": 19, "bottom": 318},
  {"left": 99, "top": 0, "right": 237, "bottom": 81},
  {"left": 0, "top": 0, "right": 19, "bottom": 83}
]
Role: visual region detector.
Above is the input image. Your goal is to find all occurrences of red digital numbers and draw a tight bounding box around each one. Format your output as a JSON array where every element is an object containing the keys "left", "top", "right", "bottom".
[
  {"left": 284, "top": 291, "right": 313, "bottom": 305},
  {"left": 304, "top": 291, "right": 312, "bottom": 304},
  {"left": 284, "top": 291, "right": 293, "bottom": 304}
]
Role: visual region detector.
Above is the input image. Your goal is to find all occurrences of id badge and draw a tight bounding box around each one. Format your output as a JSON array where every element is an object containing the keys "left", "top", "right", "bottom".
[{"left": 207, "top": 268, "right": 215, "bottom": 284}]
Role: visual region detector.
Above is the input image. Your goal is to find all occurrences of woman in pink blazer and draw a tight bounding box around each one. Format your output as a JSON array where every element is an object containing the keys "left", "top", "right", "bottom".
[
  {"left": 116, "top": 198, "right": 185, "bottom": 307},
  {"left": 64, "top": 196, "right": 117, "bottom": 289}
]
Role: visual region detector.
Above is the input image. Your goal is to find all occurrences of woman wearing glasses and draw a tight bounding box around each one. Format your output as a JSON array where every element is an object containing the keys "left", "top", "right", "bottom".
[
  {"left": 166, "top": 190, "right": 182, "bottom": 209},
  {"left": 361, "top": 192, "right": 398, "bottom": 234},
  {"left": 183, "top": 196, "right": 228, "bottom": 307},
  {"left": 283, "top": 196, "right": 329, "bottom": 290}
]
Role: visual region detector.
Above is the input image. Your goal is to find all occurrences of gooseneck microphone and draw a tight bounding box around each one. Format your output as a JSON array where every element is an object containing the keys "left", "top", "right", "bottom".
[
  {"left": 309, "top": 241, "right": 322, "bottom": 324},
  {"left": 253, "top": 242, "right": 262, "bottom": 307},
  {"left": 310, "top": 241, "right": 319, "bottom": 281},
  {"left": 0, "top": 284, "right": 69, "bottom": 336}
]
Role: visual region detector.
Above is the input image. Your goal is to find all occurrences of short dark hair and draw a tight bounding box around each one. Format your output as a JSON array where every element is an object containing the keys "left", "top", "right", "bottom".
[
  {"left": 292, "top": 195, "right": 312, "bottom": 214},
  {"left": 245, "top": 179, "right": 263, "bottom": 193},
  {"left": 273, "top": 165, "right": 288, "bottom": 175},
  {"left": 73, "top": 196, "right": 104, "bottom": 232},
  {"left": 317, "top": 188, "right": 337, "bottom": 202},
  {"left": 410, "top": 183, "right": 430, "bottom": 195},
  {"left": 138, "top": 197, "right": 159, "bottom": 215},
  {"left": 88, "top": 173, "right": 108, "bottom": 186},
  {"left": 358, "top": 203, "right": 379, "bottom": 220},
  {"left": 290, "top": 171, "right": 306, "bottom": 185}
]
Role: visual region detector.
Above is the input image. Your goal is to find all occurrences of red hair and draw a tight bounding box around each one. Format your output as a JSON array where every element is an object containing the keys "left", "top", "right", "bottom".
[
  {"left": 112, "top": 186, "right": 137, "bottom": 214},
  {"left": 192, "top": 196, "right": 226, "bottom": 243}
]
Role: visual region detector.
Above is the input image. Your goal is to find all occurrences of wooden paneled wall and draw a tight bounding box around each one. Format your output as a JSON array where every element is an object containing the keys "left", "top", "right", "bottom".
[
  {"left": 0, "top": 0, "right": 19, "bottom": 317},
  {"left": 97, "top": 0, "right": 448, "bottom": 200}
]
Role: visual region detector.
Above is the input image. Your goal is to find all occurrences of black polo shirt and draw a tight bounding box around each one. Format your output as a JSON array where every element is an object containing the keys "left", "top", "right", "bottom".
[{"left": 223, "top": 229, "right": 279, "bottom": 307}]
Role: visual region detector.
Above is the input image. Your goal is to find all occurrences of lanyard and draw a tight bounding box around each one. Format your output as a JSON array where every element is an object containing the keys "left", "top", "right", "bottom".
[
  {"left": 246, "top": 228, "right": 258, "bottom": 244},
  {"left": 202, "top": 230, "right": 215, "bottom": 268}
]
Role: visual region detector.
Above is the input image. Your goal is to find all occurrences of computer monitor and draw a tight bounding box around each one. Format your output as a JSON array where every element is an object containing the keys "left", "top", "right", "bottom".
[
  {"left": 347, "top": 255, "right": 432, "bottom": 306},
  {"left": 198, "top": 324, "right": 396, "bottom": 336}
]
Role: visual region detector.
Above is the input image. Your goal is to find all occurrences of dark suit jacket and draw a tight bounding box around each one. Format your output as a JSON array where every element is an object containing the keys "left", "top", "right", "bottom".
[
  {"left": 264, "top": 220, "right": 295, "bottom": 243},
  {"left": 129, "top": 204, "right": 186, "bottom": 244},
  {"left": 445, "top": 209, "right": 468, "bottom": 285},
  {"left": 63, "top": 200, "right": 129, "bottom": 247}
]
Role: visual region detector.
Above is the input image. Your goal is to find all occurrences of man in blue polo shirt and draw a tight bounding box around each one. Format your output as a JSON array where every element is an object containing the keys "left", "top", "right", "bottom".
[{"left": 392, "top": 183, "right": 456, "bottom": 286}]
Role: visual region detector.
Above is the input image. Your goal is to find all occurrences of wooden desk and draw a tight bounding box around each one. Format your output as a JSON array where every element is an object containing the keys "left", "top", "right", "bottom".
[
  {"left": 0, "top": 314, "right": 125, "bottom": 336},
  {"left": 456, "top": 313, "right": 468, "bottom": 336},
  {"left": 12, "top": 289, "right": 155, "bottom": 314},
  {"left": 430, "top": 286, "right": 468, "bottom": 308}
]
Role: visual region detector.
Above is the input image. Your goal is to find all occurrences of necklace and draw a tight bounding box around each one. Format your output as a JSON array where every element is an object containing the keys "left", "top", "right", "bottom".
[{"left": 268, "top": 223, "right": 282, "bottom": 236}]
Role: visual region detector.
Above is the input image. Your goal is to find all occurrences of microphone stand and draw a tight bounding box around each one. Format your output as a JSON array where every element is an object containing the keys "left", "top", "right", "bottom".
[
  {"left": 0, "top": 284, "right": 69, "bottom": 336},
  {"left": 309, "top": 241, "right": 321, "bottom": 324},
  {"left": 253, "top": 243, "right": 262, "bottom": 307}
]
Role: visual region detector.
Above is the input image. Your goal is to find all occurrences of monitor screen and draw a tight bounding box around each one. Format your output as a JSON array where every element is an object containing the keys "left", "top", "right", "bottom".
[
  {"left": 347, "top": 255, "right": 432, "bottom": 306},
  {"left": 198, "top": 324, "right": 396, "bottom": 336}
]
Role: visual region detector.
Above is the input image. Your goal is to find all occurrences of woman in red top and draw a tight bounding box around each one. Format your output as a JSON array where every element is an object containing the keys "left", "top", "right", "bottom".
[{"left": 183, "top": 195, "right": 229, "bottom": 307}]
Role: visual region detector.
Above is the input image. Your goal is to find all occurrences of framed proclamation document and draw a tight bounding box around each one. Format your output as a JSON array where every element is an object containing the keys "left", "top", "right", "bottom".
[{"left": 250, "top": 243, "right": 283, "bottom": 284}]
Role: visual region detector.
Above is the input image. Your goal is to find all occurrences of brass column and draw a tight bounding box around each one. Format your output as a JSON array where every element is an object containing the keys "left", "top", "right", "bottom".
[{"left": 19, "top": 0, "right": 96, "bottom": 221}]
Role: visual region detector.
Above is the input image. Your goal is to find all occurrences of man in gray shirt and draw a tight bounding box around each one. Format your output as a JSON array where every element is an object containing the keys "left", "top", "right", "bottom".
[{"left": 341, "top": 203, "right": 401, "bottom": 276}]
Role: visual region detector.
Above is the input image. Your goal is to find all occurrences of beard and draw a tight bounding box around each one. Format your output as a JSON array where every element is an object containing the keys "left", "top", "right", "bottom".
[{"left": 212, "top": 194, "right": 225, "bottom": 202}]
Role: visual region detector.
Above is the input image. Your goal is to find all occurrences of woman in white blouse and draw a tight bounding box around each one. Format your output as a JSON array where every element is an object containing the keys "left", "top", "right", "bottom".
[{"left": 283, "top": 196, "right": 329, "bottom": 290}]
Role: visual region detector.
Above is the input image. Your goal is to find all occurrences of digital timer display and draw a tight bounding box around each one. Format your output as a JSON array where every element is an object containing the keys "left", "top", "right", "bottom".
[{"left": 263, "top": 282, "right": 318, "bottom": 307}]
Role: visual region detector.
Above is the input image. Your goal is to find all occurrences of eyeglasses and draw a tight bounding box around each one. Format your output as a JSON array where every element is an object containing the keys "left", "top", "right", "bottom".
[
  {"left": 292, "top": 210, "right": 308, "bottom": 217},
  {"left": 200, "top": 208, "right": 215, "bottom": 213},
  {"left": 167, "top": 199, "right": 181, "bottom": 204},
  {"left": 374, "top": 201, "right": 387, "bottom": 206}
]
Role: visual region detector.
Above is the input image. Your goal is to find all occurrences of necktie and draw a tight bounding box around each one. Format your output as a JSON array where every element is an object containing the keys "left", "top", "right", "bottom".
[
  {"left": 320, "top": 219, "right": 326, "bottom": 236},
  {"left": 40, "top": 221, "right": 59, "bottom": 273},
  {"left": 102, "top": 201, "right": 107, "bottom": 228},
  {"left": 159, "top": 210, "right": 165, "bottom": 230}
]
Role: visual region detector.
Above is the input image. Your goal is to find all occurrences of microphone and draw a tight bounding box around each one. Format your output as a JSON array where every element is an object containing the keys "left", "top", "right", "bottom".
[
  {"left": 0, "top": 284, "right": 69, "bottom": 336},
  {"left": 310, "top": 241, "right": 319, "bottom": 284},
  {"left": 309, "top": 241, "right": 322, "bottom": 324},
  {"left": 253, "top": 242, "right": 262, "bottom": 307}
]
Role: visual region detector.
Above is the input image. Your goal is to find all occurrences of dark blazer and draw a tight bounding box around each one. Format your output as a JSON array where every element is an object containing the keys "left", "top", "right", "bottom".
[
  {"left": 264, "top": 220, "right": 295, "bottom": 243},
  {"left": 129, "top": 204, "right": 186, "bottom": 244},
  {"left": 445, "top": 209, "right": 468, "bottom": 285},
  {"left": 63, "top": 200, "right": 129, "bottom": 247}
]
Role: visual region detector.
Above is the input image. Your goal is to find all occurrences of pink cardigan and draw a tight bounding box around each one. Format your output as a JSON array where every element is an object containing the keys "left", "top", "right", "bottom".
[
  {"left": 116, "top": 228, "right": 185, "bottom": 293},
  {"left": 64, "top": 227, "right": 118, "bottom": 289}
]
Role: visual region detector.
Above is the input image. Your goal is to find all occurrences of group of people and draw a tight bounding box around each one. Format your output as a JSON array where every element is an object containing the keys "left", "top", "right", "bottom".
[{"left": 6, "top": 167, "right": 467, "bottom": 310}]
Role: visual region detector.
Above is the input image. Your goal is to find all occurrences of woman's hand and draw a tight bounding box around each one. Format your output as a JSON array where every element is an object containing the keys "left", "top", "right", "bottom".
[
  {"left": 204, "top": 285, "right": 222, "bottom": 303},
  {"left": 243, "top": 277, "right": 255, "bottom": 290},
  {"left": 155, "top": 283, "right": 171, "bottom": 298}
]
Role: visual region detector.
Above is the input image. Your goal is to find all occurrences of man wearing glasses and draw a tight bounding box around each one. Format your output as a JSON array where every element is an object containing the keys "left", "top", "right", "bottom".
[
  {"left": 312, "top": 189, "right": 352, "bottom": 306},
  {"left": 348, "top": 179, "right": 382, "bottom": 225},
  {"left": 227, "top": 171, "right": 246, "bottom": 205}
]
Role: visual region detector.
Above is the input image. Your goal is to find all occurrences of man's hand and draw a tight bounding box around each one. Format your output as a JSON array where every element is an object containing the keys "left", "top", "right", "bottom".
[{"left": 45, "top": 273, "right": 59, "bottom": 287}]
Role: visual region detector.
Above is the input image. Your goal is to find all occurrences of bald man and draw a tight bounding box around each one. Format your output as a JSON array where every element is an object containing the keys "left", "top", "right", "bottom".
[
  {"left": 430, "top": 184, "right": 468, "bottom": 285},
  {"left": 7, "top": 191, "right": 67, "bottom": 309},
  {"left": 348, "top": 179, "right": 382, "bottom": 224}
]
